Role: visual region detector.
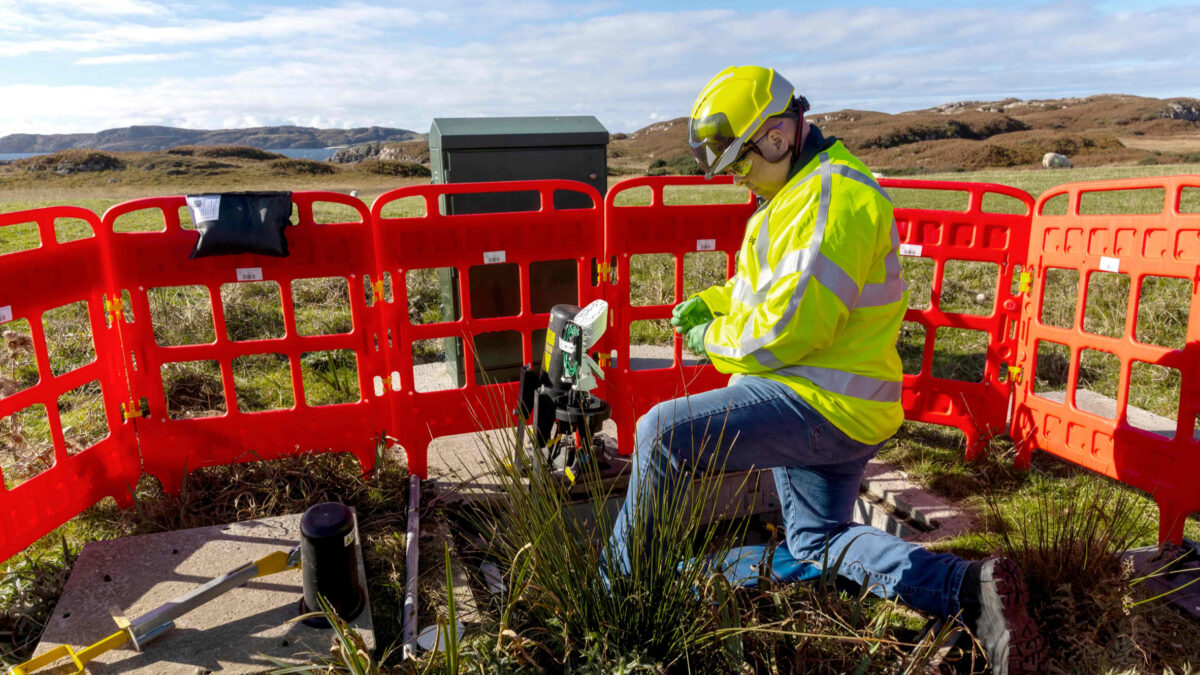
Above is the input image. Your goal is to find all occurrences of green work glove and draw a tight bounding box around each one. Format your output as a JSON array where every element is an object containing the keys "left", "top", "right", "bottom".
[
  {"left": 685, "top": 321, "right": 711, "bottom": 355},
  {"left": 670, "top": 297, "right": 713, "bottom": 335}
]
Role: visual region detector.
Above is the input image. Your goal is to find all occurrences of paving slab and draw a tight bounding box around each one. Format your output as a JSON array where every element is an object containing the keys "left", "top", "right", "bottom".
[
  {"left": 33, "top": 513, "right": 373, "bottom": 674},
  {"left": 1039, "top": 388, "right": 1194, "bottom": 439},
  {"left": 860, "top": 461, "right": 975, "bottom": 543}
]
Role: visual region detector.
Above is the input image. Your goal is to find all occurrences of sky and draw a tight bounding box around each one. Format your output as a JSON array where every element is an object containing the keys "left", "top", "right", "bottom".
[{"left": 0, "top": 0, "right": 1198, "bottom": 137}]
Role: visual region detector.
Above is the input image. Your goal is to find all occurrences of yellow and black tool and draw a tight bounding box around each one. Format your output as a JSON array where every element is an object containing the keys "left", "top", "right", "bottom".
[{"left": 8, "top": 546, "right": 301, "bottom": 675}]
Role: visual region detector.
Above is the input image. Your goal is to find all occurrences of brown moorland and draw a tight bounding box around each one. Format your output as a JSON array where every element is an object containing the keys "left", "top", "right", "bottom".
[{"left": 606, "top": 94, "right": 1200, "bottom": 175}]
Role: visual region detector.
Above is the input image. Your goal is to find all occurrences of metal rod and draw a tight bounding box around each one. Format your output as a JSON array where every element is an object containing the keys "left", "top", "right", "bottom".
[
  {"left": 128, "top": 561, "right": 260, "bottom": 647},
  {"left": 401, "top": 474, "right": 421, "bottom": 658}
]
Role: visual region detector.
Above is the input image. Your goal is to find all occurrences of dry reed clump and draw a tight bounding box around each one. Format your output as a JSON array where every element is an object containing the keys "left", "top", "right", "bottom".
[
  {"left": 984, "top": 477, "right": 1198, "bottom": 673},
  {"left": 422, "top": 406, "right": 960, "bottom": 674},
  {"left": 1, "top": 327, "right": 52, "bottom": 489}
]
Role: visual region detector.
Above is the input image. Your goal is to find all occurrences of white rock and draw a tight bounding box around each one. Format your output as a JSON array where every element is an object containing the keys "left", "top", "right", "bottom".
[{"left": 1042, "top": 152, "right": 1072, "bottom": 169}]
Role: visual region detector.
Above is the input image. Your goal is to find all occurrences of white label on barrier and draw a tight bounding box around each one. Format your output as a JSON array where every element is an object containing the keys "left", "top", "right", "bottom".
[
  {"left": 0, "top": 306, "right": 11, "bottom": 324},
  {"left": 483, "top": 250, "right": 506, "bottom": 264},
  {"left": 236, "top": 267, "right": 263, "bottom": 282},
  {"left": 186, "top": 195, "right": 220, "bottom": 222},
  {"left": 899, "top": 244, "right": 923, "bottom": 257},
  {"left": 697, "top": 239, "right": 716, "bottom": 251},
  {"left": 1099, "top": 256, "right": 1120, "bottom": 273}
]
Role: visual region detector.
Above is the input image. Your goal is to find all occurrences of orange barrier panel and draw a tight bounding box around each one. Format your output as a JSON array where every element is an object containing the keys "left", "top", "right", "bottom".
[
  {"left": 100, "top": 192, "right": 386, "bottom": 494},
  {"left": 371, "top": 180, "right": 606, "bottom": 478},
  {"left": 1011, "top": 176, "right": 1200, "bottom": 543},
  {"left": 602, "top": 176, "right": 756, "bottom": 454},
  {"left": 884, "top": 179, "right": 1034, "bottom": 457},
  {"left": 0, "top": 207, "right": 140, "bottom": 562},
  {"left": 5, "top": 175, "right": 1200, "bottom": 562}
]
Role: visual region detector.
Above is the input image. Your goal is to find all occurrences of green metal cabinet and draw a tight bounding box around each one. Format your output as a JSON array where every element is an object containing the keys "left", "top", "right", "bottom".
[{"left": 429, "top": 116, "right": 609, "bottom": 386}]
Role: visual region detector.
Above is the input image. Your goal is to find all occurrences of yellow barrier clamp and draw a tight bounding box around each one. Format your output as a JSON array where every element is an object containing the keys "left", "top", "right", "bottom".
[
  {"left": 1018, "top": 270, "right": 1032, "bottom": 294},
  {"left": 1007, "top": 365, "right": 1023, "bottom": 383},
  {"left": 103, "top": 296, "right": 123, "bottom": 324}
]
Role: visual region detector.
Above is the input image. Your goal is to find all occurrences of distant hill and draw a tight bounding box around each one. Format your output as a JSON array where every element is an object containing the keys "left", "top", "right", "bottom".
[
  {"left": 0, "top": 125, "right": 424, "bottom": 153},
  {"left": 606, "top": 94, "right": 1200, "bottom": 174},
  {"left": 8, "top": 94, "right": 1200, "bottom": 172}
]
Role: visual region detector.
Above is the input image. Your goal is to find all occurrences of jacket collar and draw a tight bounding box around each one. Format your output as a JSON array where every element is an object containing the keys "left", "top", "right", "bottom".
[
  {"left": 752, "top": 123, "right": 838, "bottom": 211},
  {"left": 786, "top": 123, "right": 837, "bottom": 182}
]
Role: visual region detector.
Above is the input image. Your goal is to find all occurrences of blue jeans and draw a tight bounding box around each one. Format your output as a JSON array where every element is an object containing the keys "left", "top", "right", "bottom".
[{"left": 603, "top": 375, "right": 968, "bottom": 617}]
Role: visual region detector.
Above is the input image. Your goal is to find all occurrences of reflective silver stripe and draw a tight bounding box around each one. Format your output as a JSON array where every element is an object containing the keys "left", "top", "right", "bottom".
[
  {"left": 811, "top": 253, "right": 860, "bottom": 310},
  {"left": 829, "top": 164, "right": 892, "bottom": 203},
  {"left": 857, "top": 278, "right": 905, "bottom": 307},
  {"left": 708, "top": 153, "right": 832, "bottom": 361},
  {"left": 732, "top": 279, "right": 766, "bottom": 306},
  {"left": 858, "top": 221, "right": 906, "bottom": 308},
  {"left": 736, "top": 248, "right": 862, "bottom": 310},
  {"left": 754, "top": 211, "right": 771, "bottom": 290},
  {"left": 731, "top": 176, "right": 818, "bottom": 305},
  {"left": 776, "top": 364, "right": 902, "bottom": 402}
]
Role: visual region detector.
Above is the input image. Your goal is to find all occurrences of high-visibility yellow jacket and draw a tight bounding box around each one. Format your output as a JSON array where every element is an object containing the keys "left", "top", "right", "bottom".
[{"left": 696, "top": 133, "right": 907, "bottom": 445}]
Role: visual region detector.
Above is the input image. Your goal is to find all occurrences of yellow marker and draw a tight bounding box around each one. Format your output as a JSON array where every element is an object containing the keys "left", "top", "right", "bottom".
[
  {"left": 542, "top": 329, "right": 556, "bottom": 369},
  {"left": 1018, "top": 270, "right": 1032, "bottom": 294},
  {"left": 564, "top": 466, "right": 576, "bottom": 485}
]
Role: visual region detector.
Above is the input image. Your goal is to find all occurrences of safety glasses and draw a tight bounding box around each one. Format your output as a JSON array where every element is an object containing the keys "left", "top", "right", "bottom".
[{"left": 722, "top": 121, "right": 784, "bottom": 177}]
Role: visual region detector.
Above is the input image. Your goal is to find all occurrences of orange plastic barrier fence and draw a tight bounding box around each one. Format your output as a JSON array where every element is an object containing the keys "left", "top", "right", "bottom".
[
  {"left": 2, "top": 175, "right": 1199, "bottom": 563},
  {"left": 370, "top": 181, "right": 605, "bottom": 478},
  {"left": 886, "top": 179, "right": 1034, "bottom": 457},
  {"left": 0, "top": 207, "right": 139, "bottom": 563},
  {"left": 99, "top": 192, "right": 386, "bottom": 495},
  {"left": 602, "top": 176, "right": 756, "bottom": 454},
  {"left": 1010, "top": 176, "right": 1200, "bottom": 543}
]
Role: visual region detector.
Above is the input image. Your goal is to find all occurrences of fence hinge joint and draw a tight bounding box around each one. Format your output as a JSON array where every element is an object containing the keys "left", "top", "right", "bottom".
[
  {"left": 104, "top": 296, "right": 123, "bottom": 322},
  {"left": 371, "top": 280, "right": 385, "bottom": 304},
  {"left": 121, "top": 400, "right": 143, "bottom": 421},
  {"left": 1017, "top": 270, "right": 1032, "bottom": 294},
  {"left": 1006, "top": 365, "right": 1023, "bottom": 383}
]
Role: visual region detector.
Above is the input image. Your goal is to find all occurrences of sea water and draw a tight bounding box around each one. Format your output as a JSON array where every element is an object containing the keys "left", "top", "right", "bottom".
[{"left": 0, "top": 148, "right": 340, "bottom": 162}]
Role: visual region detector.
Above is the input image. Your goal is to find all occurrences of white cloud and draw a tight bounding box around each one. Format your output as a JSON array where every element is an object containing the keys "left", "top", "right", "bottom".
[
  {"left": 74, "top": 52, "right": 185, "bottom": 65},
  {"left": 5, "top": 0, "right": 167, "bottom": 16},
  {"left": 1, "top": 2, "right": 1199, "bottom": 135}
]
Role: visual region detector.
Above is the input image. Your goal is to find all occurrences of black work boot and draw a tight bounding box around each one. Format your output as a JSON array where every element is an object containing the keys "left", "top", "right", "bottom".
[{"left": 958, "top": 557, "right": 1047, "bottom": 674}]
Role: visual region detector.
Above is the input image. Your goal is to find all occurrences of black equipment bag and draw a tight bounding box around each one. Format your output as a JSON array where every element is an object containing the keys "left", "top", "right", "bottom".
[{"left": 185, "top": 191, "right": 292, "bottom": 259}]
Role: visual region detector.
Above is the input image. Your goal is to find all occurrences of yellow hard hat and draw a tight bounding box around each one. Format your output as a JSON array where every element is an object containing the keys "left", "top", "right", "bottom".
[{"left": 688, "top": 66, "right": 800, "bottom": 179}]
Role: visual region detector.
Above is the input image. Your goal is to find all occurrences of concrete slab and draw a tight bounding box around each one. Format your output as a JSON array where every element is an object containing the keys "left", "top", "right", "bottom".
[
  {"left": 1038, "top": 388, "right": 1194, "bottom": 439},
  {"left": 33, "top": 514, "right": 374, "bottom": 674},
  {"left": 860, "top": 461, "right": 976, "bottom": 543}
]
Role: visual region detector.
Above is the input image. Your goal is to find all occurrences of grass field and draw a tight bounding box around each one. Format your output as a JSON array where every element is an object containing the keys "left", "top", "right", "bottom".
[{"left": 3, "top": 162, "right": 1200, "bottom": 672}]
